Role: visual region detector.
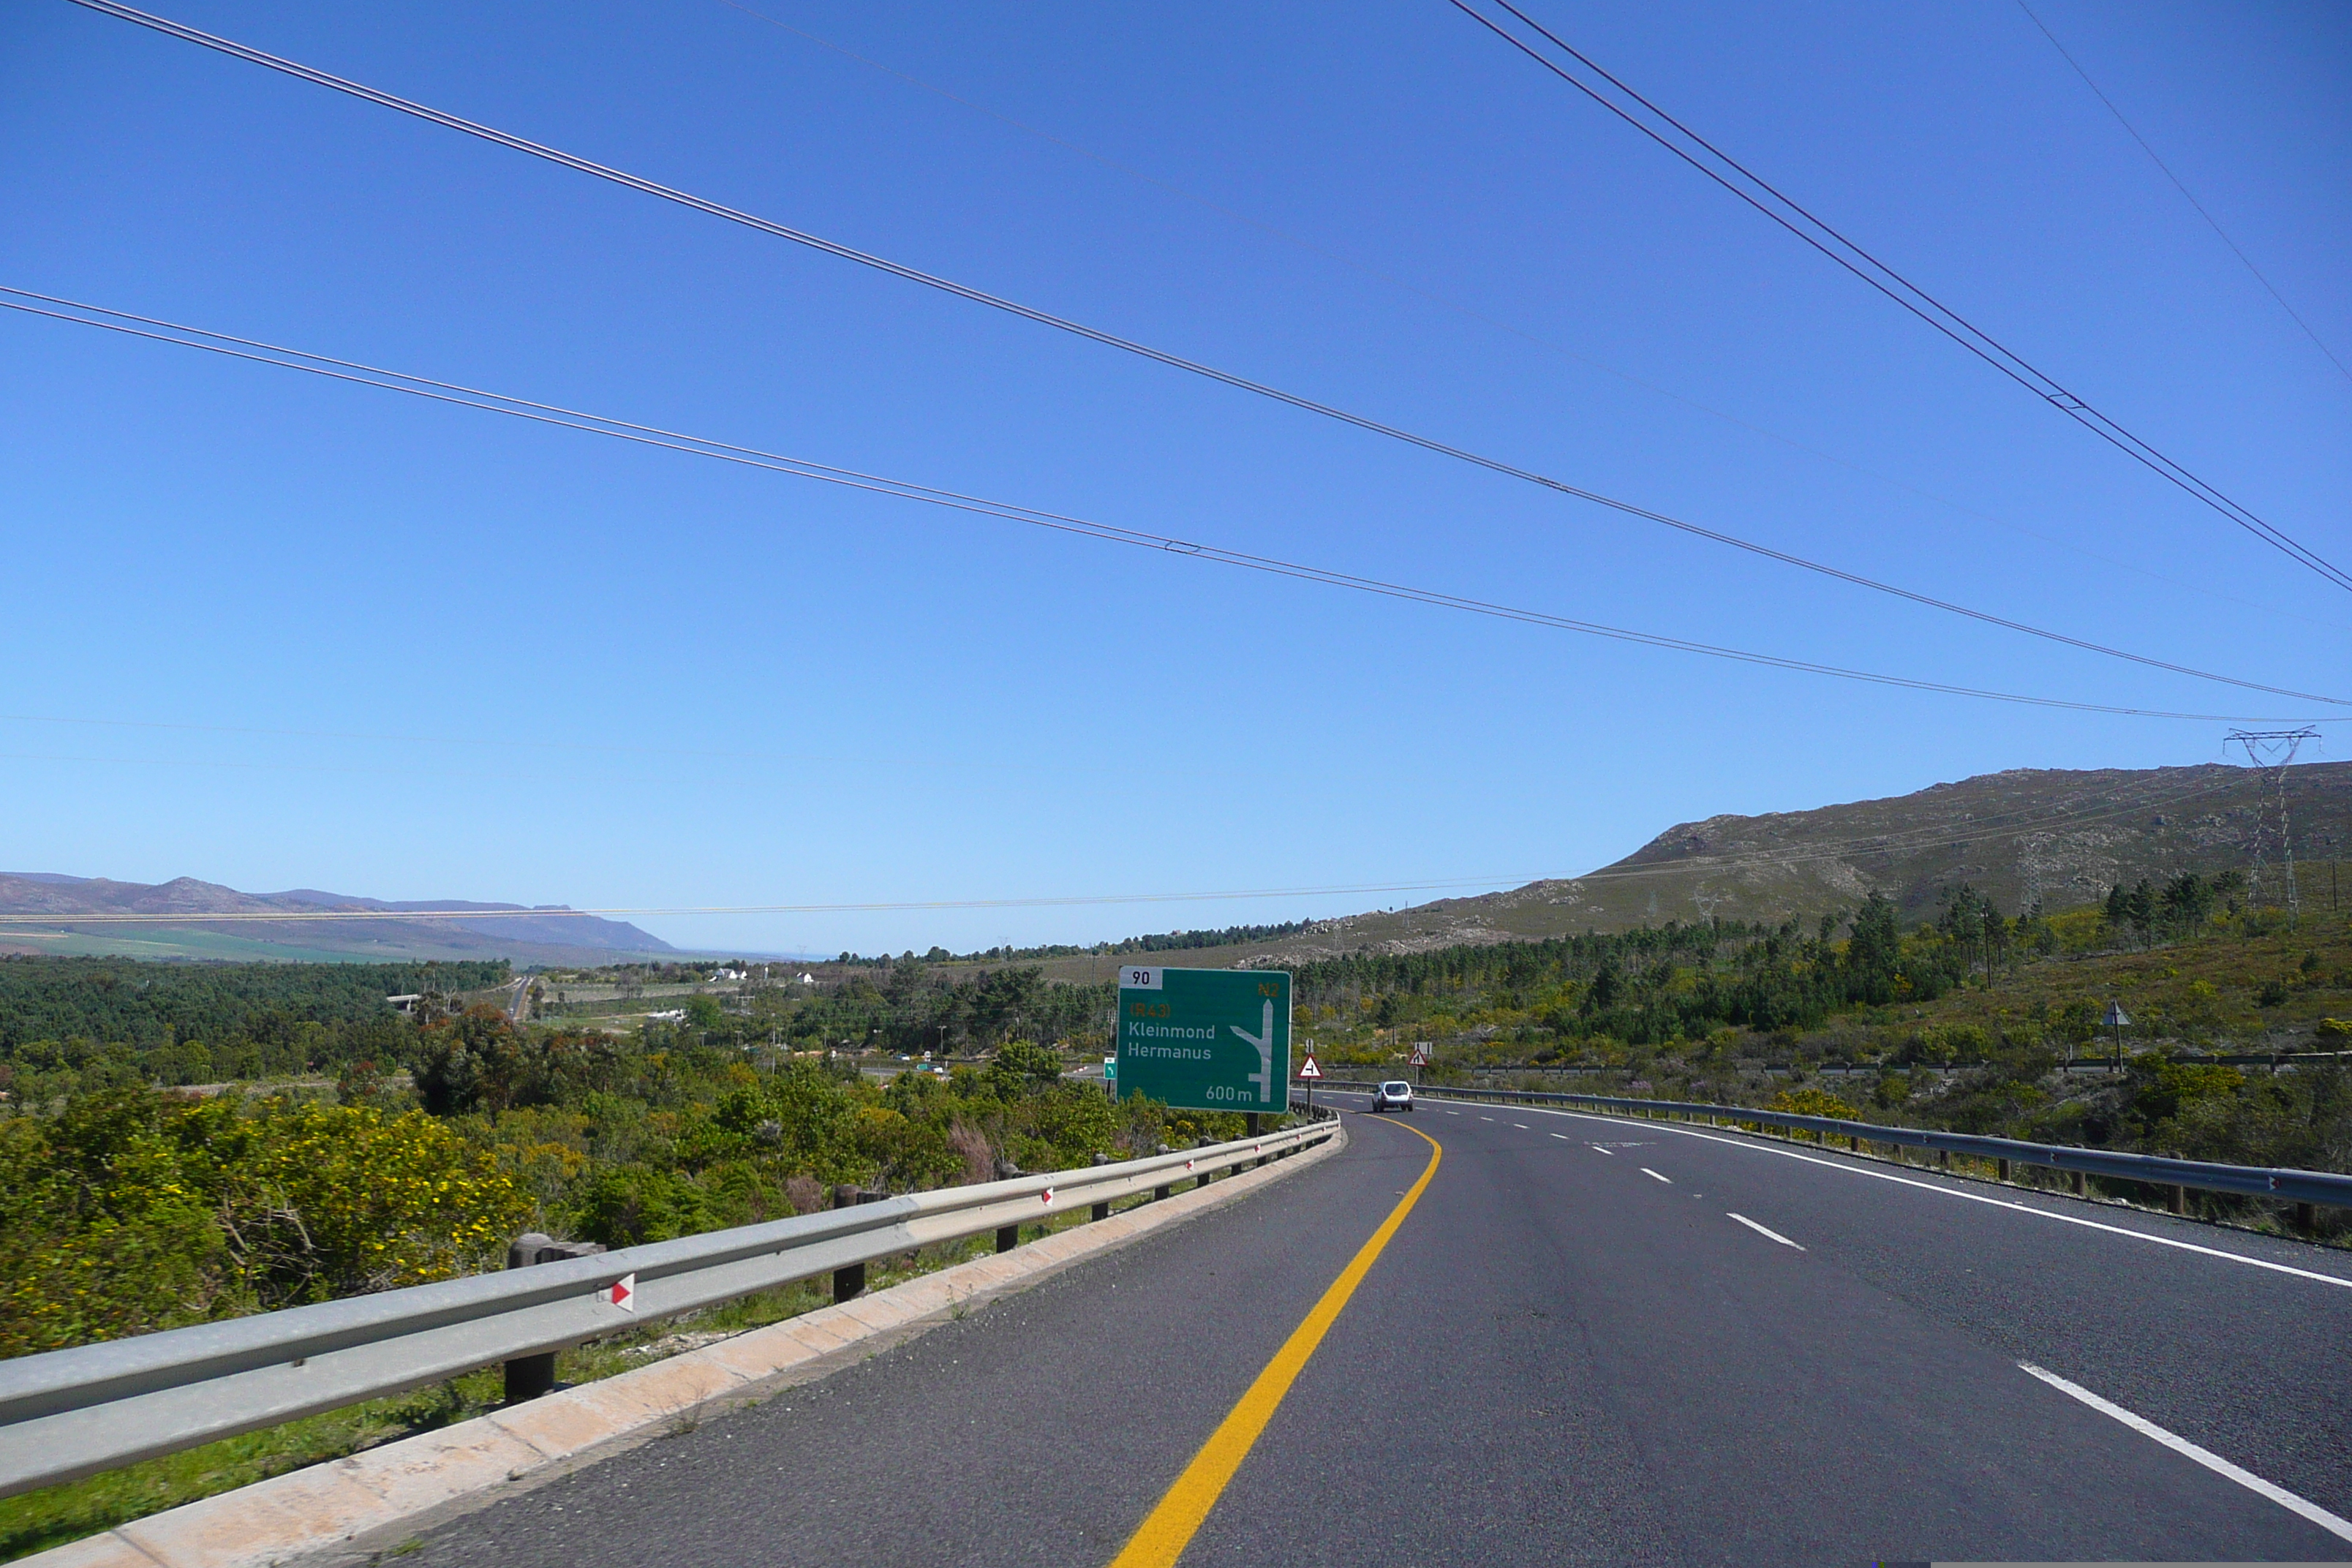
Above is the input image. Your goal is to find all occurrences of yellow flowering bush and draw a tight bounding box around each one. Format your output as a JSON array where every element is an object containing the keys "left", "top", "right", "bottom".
[
  {"left": 204, "top": 1101, "right": 533, "bottom": 1304},
  {"left": 0, "top": 1088, "right": 532, "bottom": 1354}
]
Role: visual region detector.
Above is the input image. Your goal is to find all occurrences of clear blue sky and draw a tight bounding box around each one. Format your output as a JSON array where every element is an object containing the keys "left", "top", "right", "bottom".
[{"left": 3, "top": 0, "right": 2347, "bottom": 956}]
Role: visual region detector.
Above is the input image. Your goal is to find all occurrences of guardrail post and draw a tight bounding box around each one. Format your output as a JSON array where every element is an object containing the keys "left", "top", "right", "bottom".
[
  {"left": 1088, "top": 1153, "right": 1113, "bottom": 1220},
  {"left": 832, "top": 1185, "right": 884, "bottom": 1301},
  {"left": 1997, "top": 1158, "right": 2011, "bottom": 1183},
  {"left": 502, "top": 1232, "right": 606, "bottom": 1406},
  {"left": 2170, "top": 1184, "right": 2187, "bottom": 1215},
  {"left": 2070, "top": 1169, "right": 2087, "bottom": 1196}
]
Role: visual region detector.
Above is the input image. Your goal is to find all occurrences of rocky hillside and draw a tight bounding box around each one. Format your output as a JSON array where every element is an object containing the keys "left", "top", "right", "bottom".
[
  {"left": 1490, "top": 761, "right": 2352, "bottom": 932},
  {"left": 1008, "top": 761, "right": 2352, "bottom": 979}
]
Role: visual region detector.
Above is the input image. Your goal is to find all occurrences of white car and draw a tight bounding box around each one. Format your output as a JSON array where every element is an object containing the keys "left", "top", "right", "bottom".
[{"left": 1369, "top": 1080, "right": 1414, "bottom": 1113}]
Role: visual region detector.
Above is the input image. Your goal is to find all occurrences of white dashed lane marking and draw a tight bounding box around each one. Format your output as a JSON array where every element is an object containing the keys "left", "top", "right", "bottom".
[
  {"left": 1549, "top": 1134, "right": 1570, "bottom": 1142},
  {"left": 1589, "top": 1145, "right": 1615, "bottom": 1156},
  {"left": 1512, "top": 1123, "right": 1530, "bottom": 1129},
  {"left": 1640, "top": 1168, "right": 1672, "bottom": 1184},
  {"left": 1460, "top": 1099, "right": 2352, "bottom": 1292},
  {"left": 1727, "top": 1213, "right": 1804, "bottom": 1251}
]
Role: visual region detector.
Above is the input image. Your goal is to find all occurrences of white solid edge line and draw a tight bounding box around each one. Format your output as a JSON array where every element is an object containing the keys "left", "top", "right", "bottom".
[
  {"left": 1492, "top": 1103, "right": 2352, "bottom": 1291},
  {"left": 1727, "top": 1212, "right": 1806, "bottom": 1250},
  {"left": 1640, "top": 1167, "right": 1673, "bottom": 1184},
  {"left": 2017, "top": 1362, "right": 2352, "bottom": 1543}
]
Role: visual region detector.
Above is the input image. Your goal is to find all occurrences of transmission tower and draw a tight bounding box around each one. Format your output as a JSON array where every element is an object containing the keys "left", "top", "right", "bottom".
[{"left": 2225, "top": 728, "right": 2318, "bottom": 919}]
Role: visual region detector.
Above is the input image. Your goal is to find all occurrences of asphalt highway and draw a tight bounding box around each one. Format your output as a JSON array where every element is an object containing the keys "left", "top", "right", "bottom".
[{"left": 402, "top": 1096, "right": 2352, "bottom": 1566}]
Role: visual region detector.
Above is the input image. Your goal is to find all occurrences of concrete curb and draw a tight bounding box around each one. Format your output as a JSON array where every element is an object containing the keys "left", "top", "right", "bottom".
[{"left": 27, "top": 1123, "right": 1348, "bottom": 1568}]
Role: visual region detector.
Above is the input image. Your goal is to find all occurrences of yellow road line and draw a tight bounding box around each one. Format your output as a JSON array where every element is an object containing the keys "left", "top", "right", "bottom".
[{"left": 1107, "top": 1115, "right": 1443, "bottom": 1568}]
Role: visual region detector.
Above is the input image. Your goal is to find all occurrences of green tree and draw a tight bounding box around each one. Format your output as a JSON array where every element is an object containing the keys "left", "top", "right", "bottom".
[
  {"left": 2160, "top": 872, "right": 2215, "bottom": 936},
  {"left": 2125, "top": 879, "right": 2158, "bottom": 946}
]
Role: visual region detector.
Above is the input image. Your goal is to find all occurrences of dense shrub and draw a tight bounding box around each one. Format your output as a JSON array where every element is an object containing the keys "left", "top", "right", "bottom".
[{"left": 0, "top": 1088, "right": 528, "bottom": 1357}]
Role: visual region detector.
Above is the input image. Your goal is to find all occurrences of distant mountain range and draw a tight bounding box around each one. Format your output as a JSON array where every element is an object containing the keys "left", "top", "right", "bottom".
[{"left": 0, "top": 873, "right": 679, "bottom": 966}]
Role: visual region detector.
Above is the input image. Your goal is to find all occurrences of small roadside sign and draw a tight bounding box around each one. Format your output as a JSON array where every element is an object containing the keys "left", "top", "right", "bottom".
[
  {"left": 608, "top": 1273, "right": 636, "bottom": 1314},
  {"left": 1104, "top": 1055, "right": 1117, "bottom": 1081},
  {"left": 1296, "top": 1055, "right": 1322, "bottom": 1079},
  {"left": 2102, "top": 1000, "right": 2132, "bottom": 1074},
  {"left": 1409, "top": 1042, "right": 1431, "bottom": 1066}
]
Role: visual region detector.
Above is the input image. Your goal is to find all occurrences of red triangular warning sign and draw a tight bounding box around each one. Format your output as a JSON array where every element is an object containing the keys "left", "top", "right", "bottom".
[
  {"left": 608, "top": 1273, "right": 636, "bottom": 1313},
  {"left": 1297, "top": 1055, "right": 1322, "bottom": 1079}
]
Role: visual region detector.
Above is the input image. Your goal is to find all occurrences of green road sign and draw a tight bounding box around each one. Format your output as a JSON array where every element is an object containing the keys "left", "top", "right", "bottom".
[{"left": 1115, "top": 965, "right": 1291, "bottom": 1115}]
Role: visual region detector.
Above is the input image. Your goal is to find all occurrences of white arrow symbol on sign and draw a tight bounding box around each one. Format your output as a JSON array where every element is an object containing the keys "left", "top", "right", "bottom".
[{"left": 1232, "top": 1000, "right": 1275, "bottom": 1107}]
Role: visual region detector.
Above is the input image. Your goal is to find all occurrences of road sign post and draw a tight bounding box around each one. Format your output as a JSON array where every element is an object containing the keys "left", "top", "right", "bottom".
[
  {"left": 1115, "top": 966, "right": 1291, "bottom": 1117},
  {"left": 2103, "top": 1000, "right": 2131, "bottom": 1075}
]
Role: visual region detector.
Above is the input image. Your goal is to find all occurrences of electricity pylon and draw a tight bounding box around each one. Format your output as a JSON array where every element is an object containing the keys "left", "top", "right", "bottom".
[{"left": 2226, "top": 728, "right": 2318, "bottom": 919}]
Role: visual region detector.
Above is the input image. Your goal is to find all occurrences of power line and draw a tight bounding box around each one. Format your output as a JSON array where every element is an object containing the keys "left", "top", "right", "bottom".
[
  {"left": 62, "top": 6, "right": 2340, "bottom": 669},
  {"left": 1448, "top": 0, "right": 2352, "bottom": 594},
  {"left": 2013, "top": 0, "right": 2352, "bottom": 391},
  {"left": 713, "top": 0, "right": 2347, "bottom": 638},
  {"left": 0, "top": 770, "right": 2252, "bottom": 927},
  {"left": 0, "top": 878, "right": 1542, "bottom": 924},
  {"left": 4, "top": 284, "right": 2334, "bottom": 723}
]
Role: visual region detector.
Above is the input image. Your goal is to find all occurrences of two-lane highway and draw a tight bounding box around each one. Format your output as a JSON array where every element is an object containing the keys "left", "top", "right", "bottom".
[
  {"left": 1265, "top": 1093, "right": 2351, "bottom": 1564},
  {"left": 401, "top": 1097, "right": 2352, "bottom": 1566}
]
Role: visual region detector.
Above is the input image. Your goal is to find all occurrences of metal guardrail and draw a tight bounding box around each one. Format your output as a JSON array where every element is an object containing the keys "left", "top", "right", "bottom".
[
  {"left": 0, "top": 1121, "right": 1335, "bottom": 1498},
  {"left": 1322, "top": 1079, "right": 2352, "bottom": 1210}
]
